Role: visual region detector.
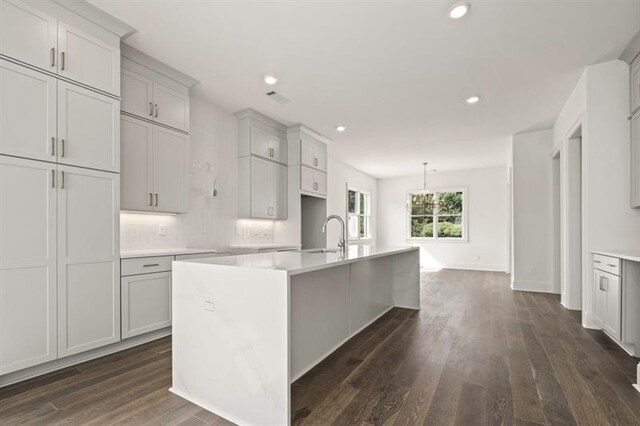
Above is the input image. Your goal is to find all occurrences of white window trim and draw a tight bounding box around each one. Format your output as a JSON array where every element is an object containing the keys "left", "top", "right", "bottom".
[
  {"left": 347, "top": 185, "right": 372, "bottom": 242},
  {"left": 406, "top": 186, "right": 468, "bottom": 243}
]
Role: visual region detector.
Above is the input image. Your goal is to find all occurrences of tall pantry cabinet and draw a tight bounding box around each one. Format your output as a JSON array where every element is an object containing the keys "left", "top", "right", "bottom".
[{"left": 0, "top": 0, "right": 122, "bottom": 375}]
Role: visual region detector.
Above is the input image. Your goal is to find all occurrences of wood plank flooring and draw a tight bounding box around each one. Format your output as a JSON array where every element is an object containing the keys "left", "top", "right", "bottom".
[{"left": 1, "top": 269, "right": 639, "bottom": 425}]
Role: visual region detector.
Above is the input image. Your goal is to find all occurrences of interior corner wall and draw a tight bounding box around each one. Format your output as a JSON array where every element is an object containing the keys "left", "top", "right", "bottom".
[
  {"left": 511, "top": 129, "right": 556, "bottom": 293},
  {"left": 554, "top": 59, "right": 640, "bottom": 325},
  {"left": 378, "top": 166, "right": 508, "bottom": 272}
]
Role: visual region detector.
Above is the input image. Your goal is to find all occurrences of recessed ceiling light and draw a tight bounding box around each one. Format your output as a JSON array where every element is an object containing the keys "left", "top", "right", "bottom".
[
  {"left": 448, "top": 1, "right": 470, "bottom": 19},
  {"left": 465, "top": 95, "right": 480, "bottom": 104},
  {"left": 336, "top": 125, "right": 347, "bottom": 132},
  {"left": 264, "top": 75, "right": 278, "bottom": 85}
]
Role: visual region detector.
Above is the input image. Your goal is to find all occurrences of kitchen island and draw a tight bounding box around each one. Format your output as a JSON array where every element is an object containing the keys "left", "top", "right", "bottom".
[{"left": 170, "top": 245, "right": 420, "bottom": 425}]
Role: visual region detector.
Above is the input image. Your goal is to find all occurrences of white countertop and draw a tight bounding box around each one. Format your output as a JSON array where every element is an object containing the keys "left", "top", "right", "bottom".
[
  {"left": 179, "top": 245, "right": 418, "bottom": 275},
  {"left": 593, "top": 249, "right": 640, "bottom": 263},
  {"left": 121, "top": 248, "right": 219, "bottom": 259},
  {"left": 228, "top": 244, "right": 301, "bottom": 250}
]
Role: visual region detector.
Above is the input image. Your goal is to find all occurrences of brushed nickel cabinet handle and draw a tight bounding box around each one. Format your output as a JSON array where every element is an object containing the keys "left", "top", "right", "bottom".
[
  {"left": 155, "top": 193, "right": 158, "bottom": 207},
  {"left": 51, "top": 169, "right": 56, "bottom": 188},
  {"left": 60, "top": 51, "right": 65, "bottom": 70},
  {"left": 60, "top": 139, "right": 65, "bottom": 158},
  {"left": 594, "top": 260, "right": 601, "bottom": 264},
  {"left": 149, "top": 192, "right": 153, "bottom": 206},
  {"left": 143, "top": 263, "right": 160, "bottom": 267},
  {"left": 607, "top": 263, "right": 616, "bottom": 268},
  {"left": 60, "top": 171, "right": 65, "bottom": 189},
  {"left": 50, "top": 47, "right": 55, "bottom": 67},
  {"left": 149, "top": 102, "right": 154, "bottom": 117},
  {"left": 51, "top": 137, "right": 56, "bottom": 156},
  {"left": 154, "top": 104, "right": 158, "bottom": 118}
]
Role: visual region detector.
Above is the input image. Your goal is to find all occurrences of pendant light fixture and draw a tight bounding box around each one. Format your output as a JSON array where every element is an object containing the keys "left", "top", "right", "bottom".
[{"left": 407, "top": 162, "right": 439, "bottom": 214}]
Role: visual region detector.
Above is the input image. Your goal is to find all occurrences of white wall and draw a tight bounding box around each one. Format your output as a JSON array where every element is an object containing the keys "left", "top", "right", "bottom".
[
  {"left": 511, "top": 129, "right": 556, "bottom": 293},
  {"left": 552, "top": 59, "right": 640, "bottom": 325},
  {"left": 378, "top": 166, "right": 508, "bottom": 271},
  {"left": 120, "top": 94, "right": 276, "bottom": 251},
  {"left": 325, "top": 154, "right": 379, "bottom": 248}
]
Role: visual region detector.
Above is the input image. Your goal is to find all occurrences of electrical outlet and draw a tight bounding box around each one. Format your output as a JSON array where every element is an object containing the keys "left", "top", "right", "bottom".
[{"left": 158, "top": 224, "right": 167, "bottom": 237}]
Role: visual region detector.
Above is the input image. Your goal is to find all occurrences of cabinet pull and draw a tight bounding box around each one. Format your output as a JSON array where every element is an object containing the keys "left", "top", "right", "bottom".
[
  {"left": 268, "top": 206, "right": 274, "bottom": 216},
  {"left": 51, "top": 137, "right": 56, "bottom": 156},
  {"left": 60, "top": 51, "right": 65, "bottom": 71},
  {"left": 51, "top": 169, "right": 56, "bottom": 188},
  {"left": 60, "top": 171, "right": 65, "bottom": 189},
  {"left": 602, "top": 276, "right": 608, "bottom": 291},
  {"left": 607, "top": 264, "right": 616, "bottom": 268},
  {"left": 155, "top": 193, "right": 158, "bottom": 207},
  {"left": 593, "top": 260, "right": 601, "bottom": 264},
  {"left": 149, "top": 102, "right": 154, "bottom": 117},
  {"left": 313, "top": 182, "right": 318, "bottom": 191},
  {"left": 60, "top": 139, "right": 66, "bottom": 158},
  {"left": 599, "top": 276, "right": 603, "bottom": 291},
  {"left": 50, "top": 47, "right": 55, "bottom": 67},
  {"left": 314, "top": 157, "right": 318, "bottom": 166},
  {"left": 154, "top": 104, "right": 158, "bottom": 118},
  {"left": 149, "top": 192, "right": 153, "bottom": 206},
  {"left": 143, "top": 263, "right": 160, "bottom": 267}
]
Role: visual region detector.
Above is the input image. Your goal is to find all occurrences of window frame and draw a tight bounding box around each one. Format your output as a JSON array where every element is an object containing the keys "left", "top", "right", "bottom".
[
  {"left": 406, "top": 186, "right": 468, "bottom": 242},
  {"left": 347, "top": 186, "right": 372, "bottom": 242}
]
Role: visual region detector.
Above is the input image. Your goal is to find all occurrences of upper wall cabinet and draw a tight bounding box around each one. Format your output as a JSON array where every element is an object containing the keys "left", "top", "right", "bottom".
[
  {"left": 121, "top": 55, "right": 191, "bottom": 133},
  {"left": 237, "top": 109, "right": 287, "bottom": 165},
  {"left": 0, "top": 0, "right": 121, "bottom": 96},
  {"left": 288, "top": 124, "right": 330, "bottom": 199}
]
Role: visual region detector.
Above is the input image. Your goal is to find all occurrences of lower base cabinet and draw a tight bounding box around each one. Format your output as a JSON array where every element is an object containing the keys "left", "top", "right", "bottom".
[
  {"left": 593, "top": 254, "right": 622, "bottom": 341},
  {"left": 122, "top": 271, "right": 172, "bottom": 338}
]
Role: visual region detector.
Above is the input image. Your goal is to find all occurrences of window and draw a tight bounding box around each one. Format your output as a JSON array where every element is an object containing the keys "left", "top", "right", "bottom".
[
  {"left": 408, "top": 189, "right": 465, "bottom": 240},
  {"left": 347, "top": 188, "right": 371, "bottom": 241}
]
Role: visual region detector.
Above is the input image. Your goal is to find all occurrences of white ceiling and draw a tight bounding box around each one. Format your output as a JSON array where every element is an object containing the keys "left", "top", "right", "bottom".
[{"left": 90, "top": 0, "right": 639, "bottom": 178}]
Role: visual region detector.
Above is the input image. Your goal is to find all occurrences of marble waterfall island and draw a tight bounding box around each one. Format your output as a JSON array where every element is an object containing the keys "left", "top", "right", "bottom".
[{"left": 170, "top": 246, "right": 420, "bottom": 425}]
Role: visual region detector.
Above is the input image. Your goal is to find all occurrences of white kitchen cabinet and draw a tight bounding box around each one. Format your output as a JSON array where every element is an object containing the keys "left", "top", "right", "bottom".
[
  {"left": 121, "top": 61, "right": 190, "bottom": 133},
  {"left": 301, "top": 166, "right": 327, "bottom": 197},
  {"left": 120, "top": 116, "right": 153, "bottom": 211},
  {"left": 120, "top": 116, "right": 189, "bottom": 213},
  {"left": 58, "top": 81, "right": 120, "bottom": 172},
  {"left": 632, "top": 57, "right": 640, "bottom": 115},
  {"left": 153, "top": 81, "right": 189, "bottom": 132},
  {"left": 0, "top": 156, "right": 57, "bottom": 375},
  {"left": 593, "top": 255, "right": 622, "bottom": 341},
  {"left": 0, "top": 0, "right": 57, "bottom": 73},
  {"left": 154, "top": 126, "right": 189, "bottom": 213},
  {"left": 631, "top": 111, "right": 640, "bottom": 208},
  {"left": 603, "top": 272, "right": 621, "bottom": 340},
  {"left": 0, "top": 59, "right": 56, "bottom": 161},
  {"left": 57, "top": 165, "right": 120, "bottom": 357},
  {"left": 250, "top": 125, "right": 287, "bottom": 164},
  {"left": 57, "top": 22, "right": 120, "bottom": 96},
  {"left": 121, "top": 272, "right": 171, "bottom": 339},
  {"left": 121, "top": 68, "right": 153, "bottom": 120},
  {"left": 239, "top": 156, "right": 287, "bottom": 220},
  {"left": 301, "top": 133, "right": 327, "bottom": 172}
]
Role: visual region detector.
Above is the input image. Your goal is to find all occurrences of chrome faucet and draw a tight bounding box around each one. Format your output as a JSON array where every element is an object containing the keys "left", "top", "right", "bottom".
[{"left": 321, "top": 215, "right": 347, "bottom": 254}]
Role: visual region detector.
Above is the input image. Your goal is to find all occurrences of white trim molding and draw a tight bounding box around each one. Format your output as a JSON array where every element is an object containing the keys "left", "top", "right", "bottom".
[{"left": 511, "top": 280, "right": 559, "bottom": 294}]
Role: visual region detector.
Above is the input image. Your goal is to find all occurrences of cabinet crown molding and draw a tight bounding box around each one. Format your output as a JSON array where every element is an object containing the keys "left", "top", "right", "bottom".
[
  {"left": 234, "top": 108, "right": 287, "bottom": 131},
  {"left": 121, "top": 43, "right": 199, "bottom": 88},
  {"left": 288, "top": 123, "right": 332, "bottom": 145},
  {"left": 51, "top": 0, "right": 135, "bottom": 38}
]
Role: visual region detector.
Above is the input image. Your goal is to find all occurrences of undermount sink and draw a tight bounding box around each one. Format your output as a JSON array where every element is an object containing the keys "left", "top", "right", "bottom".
[{"left": 306, "top": 248, "right": 340, "bottom": 254}]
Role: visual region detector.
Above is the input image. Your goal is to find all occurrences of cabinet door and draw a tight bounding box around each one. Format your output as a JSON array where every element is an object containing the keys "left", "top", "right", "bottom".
[
  {"left": 0, "top": 157, "right": 57, "bottom": 374},
  {"left": 153, "top": 81, "right": 189, "bottom": 132},
  {"left": 154, "top": 126, "right": 189, "bottom": 213},
  {"left": 121, "top": 68, "right": 153, "bottom": 120},
  {"left": 58, "top": 23, "right": 120, "bottom": 96},
  {"left": 121, "top": 272, "right": 171, "bottom": 339},
  {"left": 0, "top": 0, "right": 57, "bottom": 72},
  {"left": 270, "top": 133, "right": 287, "bottom": 165},
  {"left": 121, "top": 116, "right": 153, "bottom": 211},
  {"left": 250, "top": 126, "right": 273, "bottom": 160},
  {"left": 271, "top": 162, "right": 287, "bottom": 219},
  {"left": 58, "top": 165, "right": 120, "bottom": 357},
  {"left": 300, "top": 136, "right": 326, "bottom": 172},
  {"left": 603, "top": 273, "right": 621, "bottom": 340},
  {"left": 250, "top": 156, "right": 271, "bottom": 219},
  {"left": 0, "top": 59, "right": 56, "bottom": 161},
  {"left": 315, "top": 170, "right": 327, "bottom": 196},
  {"left": 301, "top": 166, "right": 316, "bottom": 193},
  {"left": 631, "top": 112, "right": 640, "bottom": 208},
  {"left": 58, "top": 81, "right": 120, "bottom": 172},
  {"left": 632, "top": 58, "right": 640, "bottom": 114},
  {"left": 594, "top": 270, "right": 606, "bottom": 326}
]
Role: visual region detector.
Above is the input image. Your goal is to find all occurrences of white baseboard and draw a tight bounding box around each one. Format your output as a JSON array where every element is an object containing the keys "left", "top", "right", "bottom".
[
  {"left": 511, "top": 280, "right": 559, "bottom": 294},
  {"left": 422, "top": 263, "right": 507, "bottom": 272},
  {"left": 0, "top": 328, "right": 172, "bottom": 388},
  {"left": 582, "top": 312, "right": 601, "bottom": 329}
]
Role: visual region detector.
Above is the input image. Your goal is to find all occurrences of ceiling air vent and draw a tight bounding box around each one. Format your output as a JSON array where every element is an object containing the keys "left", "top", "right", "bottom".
[{"left": 266, "top": 91, "right": 291, "bottom": 105}]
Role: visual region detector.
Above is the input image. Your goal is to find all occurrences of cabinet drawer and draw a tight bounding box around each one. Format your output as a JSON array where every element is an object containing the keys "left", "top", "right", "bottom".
[
  {"left": 122, "top": 256, "right": 173, "bottom": 276},
  {"left": 593, "top": 254, "right": 620, "bottom": 276}
]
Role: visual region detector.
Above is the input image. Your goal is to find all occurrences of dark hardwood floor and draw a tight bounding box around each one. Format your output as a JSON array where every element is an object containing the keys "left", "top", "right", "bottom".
[{"left": 1, "top": 269, "right": 639, "bottom": 425}]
